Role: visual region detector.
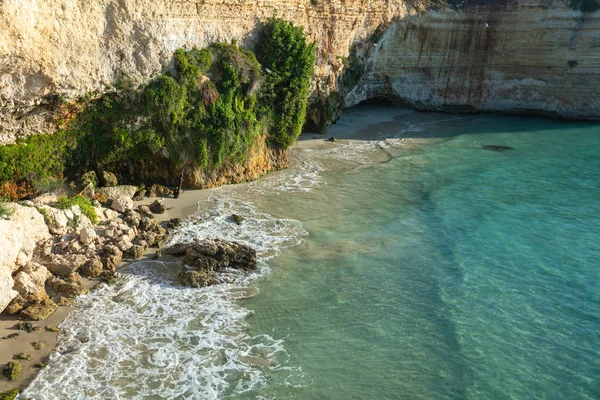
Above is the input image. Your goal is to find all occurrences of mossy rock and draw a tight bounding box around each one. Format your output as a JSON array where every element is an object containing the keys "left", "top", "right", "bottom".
[
  {"left": 33, "top": 362, "right": 45, "bottom": 369},
  {"left": 20, "top": 299, "right": 58, "bottom": 321},
  {"left": 2, "top": 362, "right": 22, "bottom": 380},
  {"left": 31, "top": 341, "right": 45, "bottom": 350},
  {"left": 45, "top": 325, "right": 59, "bottom": 332},
  {"left": 0, "top": 388, "right": 20, "bottom": 400},
  {"left": 13, "top": 353, "right": 31, "bottom": 361}
]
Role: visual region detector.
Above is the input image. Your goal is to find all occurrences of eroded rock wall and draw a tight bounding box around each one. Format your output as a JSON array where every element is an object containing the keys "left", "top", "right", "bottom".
[
  {"left": 1, "top": 0, "right": 599, "bottom": 144},
  {"left": 347, "top": 1, "right": 600, "bottom": 120},
  {"left": 0, "top": 0, "right": 404, "bottom": 144}
]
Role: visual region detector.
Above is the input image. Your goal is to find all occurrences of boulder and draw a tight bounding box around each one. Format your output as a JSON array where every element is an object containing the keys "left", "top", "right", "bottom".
[
  {"left": 101, "top": 171, "right": 118, "bottom": 187},
  {"left": 48, "top": 273, "right": 87, "bottom": 296},
  {"left": 111, "top": 196, "right": 134, "bottom": 213},
  {"left": 99, "top": 185, "right": 138, "bottom": 202},
  {"left": 167, "top": 239, "right": 257, "bottom": 288},
  {"left": 79, "top": 171, "right": 98, "bottom": 188},
  {"left": 137, "top": 205, "right": 153, "bottom": 218},
  {"left": 79, "top": 226, "right": 97, "bottom": 245},
  {"left": 148, "top": 184, "right": 173, "bottom": 198},
  {"left": 77, "top": 182, "right": 95, "bottom": 199},
  {"left": 0, "top": 204, "right": 50, "bottom": 313},
  {"left": 101, "top": 245, "right": 123, "bottom": 272},
  {"left": 177, "top": 269, "right": 219, "bottom": 288},
  {"left": 127, "top": 244, "right": 145, "bottom": 259},
  {"left": 20, "top": 299, "right": 58, "bottom": 321},
  {"left": 80, "top": 258, "right": 103, "bottom": 278},
  {"left": 149, "top": 199, "right": 167, "bottom": 214},
  {"left": 231, "top": 214, "right": 244, "bottom": 225},
  {"left": 41, "top": 254, "right": 87, "bottom": 276}
]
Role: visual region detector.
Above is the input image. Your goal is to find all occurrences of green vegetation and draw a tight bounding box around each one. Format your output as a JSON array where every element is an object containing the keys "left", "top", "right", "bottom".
[
  {"left": 2, "top": 362, "right": 21, "bottom": 381},
  {"left": 0, "top": 199, "right": 12, "bottom": 219},
  {"left": 0, "top": 18, "right": 315, "bottom": 198},
  {"left": 570, "top": 0, "right": 600, "bottom": 12},
  {"left": 340, "top": 46, "right": 365, "bottom": 92},
  {"left": 258, "top": 18, "right": 316, "bottom": 148},
  {"left": 56, "top": 195, "right": 98, "bottom": 224},
  {"left": 0, "top": 389, "right": 19, "bottom": 400}
]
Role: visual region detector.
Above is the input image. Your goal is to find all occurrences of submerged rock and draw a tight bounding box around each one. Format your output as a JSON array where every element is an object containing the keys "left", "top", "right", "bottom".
[{"left": 482, "top": 145, "right": 514, "bottom": 152}]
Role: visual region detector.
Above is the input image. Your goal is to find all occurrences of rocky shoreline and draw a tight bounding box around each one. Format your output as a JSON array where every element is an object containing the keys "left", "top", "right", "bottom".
[{"left": 0, "top": 176, "right": 258, "bottom": 396}]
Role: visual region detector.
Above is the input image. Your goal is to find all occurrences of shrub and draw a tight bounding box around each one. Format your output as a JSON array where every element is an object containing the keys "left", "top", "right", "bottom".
[
  {"left": 56, "top": 195, "right": 98, "bottom": 224},
  {"left": 258, "top": 18, "right": 316, "bottom": 148},
  {"left": 0, "top": 20, "right": 314, "bottom": 194},
  {"left": 340, "top": 46, "right": 365, "bottom": 91}
]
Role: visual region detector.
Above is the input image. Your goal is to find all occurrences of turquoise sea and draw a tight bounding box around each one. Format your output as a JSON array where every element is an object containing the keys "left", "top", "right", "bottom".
[{"left": 24, "top": 107, "right": 600, "bottom": 399}]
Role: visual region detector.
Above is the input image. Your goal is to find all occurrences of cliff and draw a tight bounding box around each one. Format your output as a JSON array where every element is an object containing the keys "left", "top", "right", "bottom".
[
  {"left": 347, "top": 0, "right": 600, "bottom": 120},
  {"left": 0, "top": 0, "right": 599, "bottom": 145}
]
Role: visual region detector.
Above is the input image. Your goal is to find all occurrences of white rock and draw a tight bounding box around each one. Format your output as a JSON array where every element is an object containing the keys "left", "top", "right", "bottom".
[
  {"left": 79, "top": 226, "right": 97, "bottom": 245},
  {"left": 0, "top": 204, "right": 50, "bottom": 312},
  {"left": 98, "top": 185, "right": 138, "bottom": 201},
  {"left": 111, "top": 196, "right": 134, "bottom": 213}
]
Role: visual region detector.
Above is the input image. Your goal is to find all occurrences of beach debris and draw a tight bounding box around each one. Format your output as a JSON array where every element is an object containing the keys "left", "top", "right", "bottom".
[
  {"left": 31, "top": 341, "right": 45, "bottom": 350},
  {"left": 231, "top": 214, "right": 244, "bottom": 225},
  {"left": 149, "top": 199, "right": 167, "bottom": 214},
  {"left": 16, "top": 322, "right": 40, "bottom": 333},
  {"left": 326, "top": 136, "right": 337, "bottom": 142},
  {"left": 13, "top": 353, "right": 31, "bottom": 361},
  {"left": 482, "top": 145, "right": 514, "bottom": 152},
  {"left": 2, "top": 362, "right": 22, "bottom": 380}
]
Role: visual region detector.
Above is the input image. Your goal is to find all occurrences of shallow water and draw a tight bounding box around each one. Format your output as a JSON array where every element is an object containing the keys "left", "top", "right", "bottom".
[{"left": 24, "top": 109, "right": 600, "bottom": 399}]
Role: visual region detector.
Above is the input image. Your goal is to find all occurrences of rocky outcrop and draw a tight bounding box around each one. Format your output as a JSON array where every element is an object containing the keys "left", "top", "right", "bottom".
[
  {"left": 165, "top": 239, "right": 257, "bottom": 288},
  {"left": 1, "top": 186, "right": 167, "bottom": 317},
  {"left": 0, "top": 204, "right": 51, "bottom": 312},
  {"left": 346, "top": 2, "right": 600, "bottom": 120}
]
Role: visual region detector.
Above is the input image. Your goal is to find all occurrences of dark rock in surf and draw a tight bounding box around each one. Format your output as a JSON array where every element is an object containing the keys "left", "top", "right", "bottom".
[{"left": 164, "top": 239, "right": 257, "bottom": 288}]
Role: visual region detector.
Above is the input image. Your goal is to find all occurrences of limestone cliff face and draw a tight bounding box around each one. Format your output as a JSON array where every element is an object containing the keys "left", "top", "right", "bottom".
[
  {"left": 0, "top": 0, "right": 404, "bottom": 144},
  {"left": 1, "top": 1, "right": 599, "bottom": 145},
  {"left": 347, "top": 1, "right": 600, "bottom": 120}
]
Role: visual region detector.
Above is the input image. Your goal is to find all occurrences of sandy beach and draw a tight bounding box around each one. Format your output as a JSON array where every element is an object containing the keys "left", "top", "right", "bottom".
[{"left": 0, "top": 104, "right": 408, "bottom": 393}]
